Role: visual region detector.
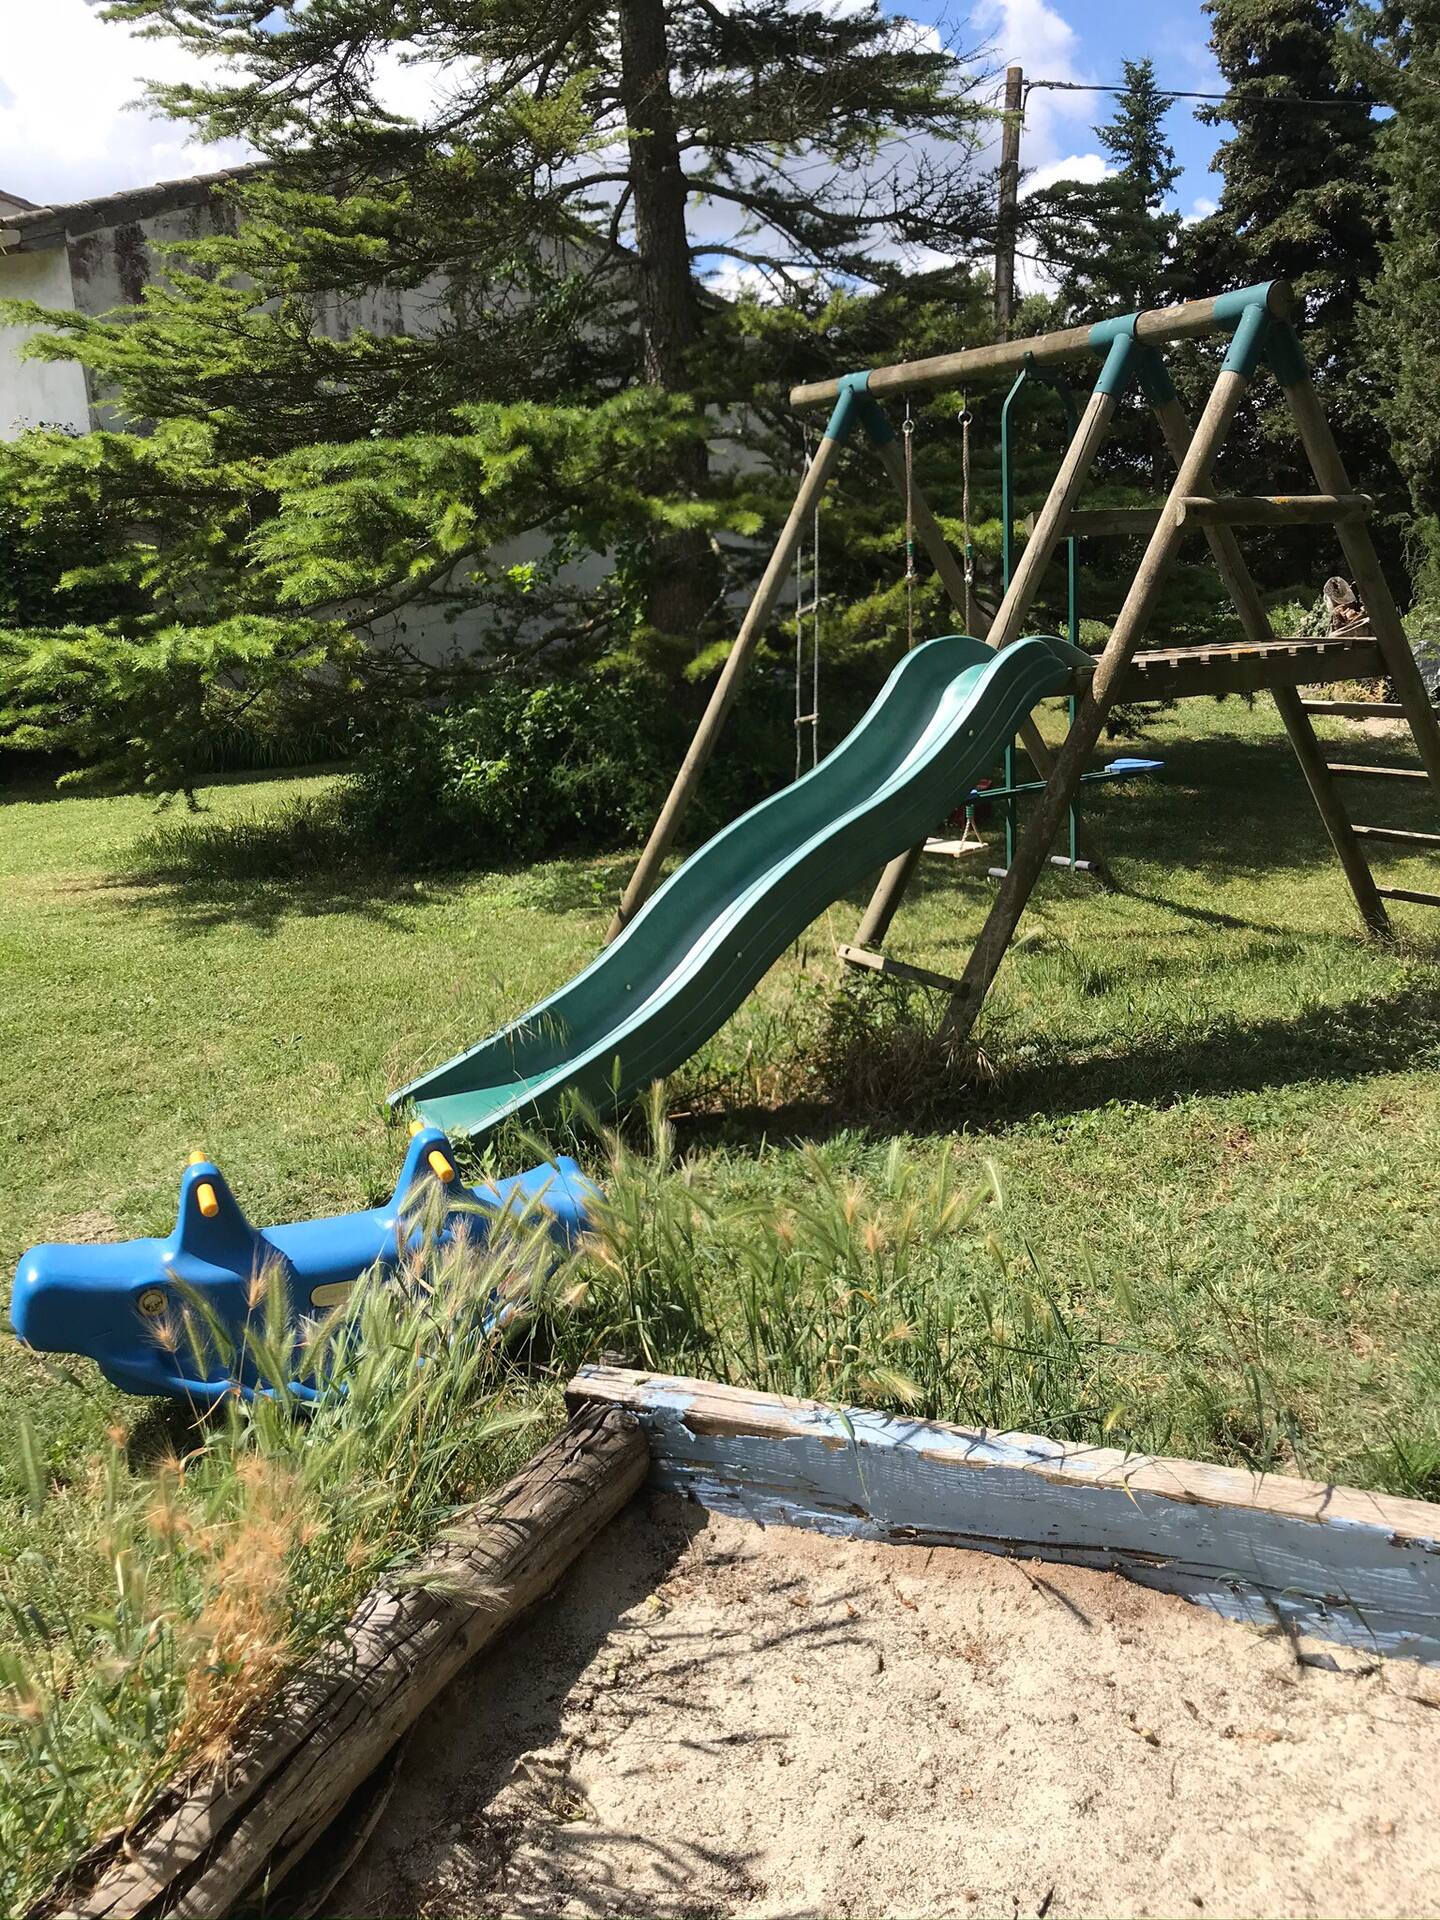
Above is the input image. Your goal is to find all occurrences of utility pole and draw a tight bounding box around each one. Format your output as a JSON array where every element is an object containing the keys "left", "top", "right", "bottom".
[{"left": 993, "top": 64, "right": 1023, "bottom": 338}]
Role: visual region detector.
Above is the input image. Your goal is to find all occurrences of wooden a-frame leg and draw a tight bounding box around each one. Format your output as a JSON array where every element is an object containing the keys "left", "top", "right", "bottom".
[
  {"left": 607, "top": 421, "right": 852, "bottom": 942},
  {"left": 1272, "top": 687, "right": 1392, "bottom": 936},
  {"left": 1149, "top": 392, "right": 1391, "bottom": 938},
  {"left": 855, "top": 367, "right": 1129, "bottom": 946},
  {"left": 940, "top": 355, "right": 1258, "bottom": 1044},
  {"left": 1279, "top": 361, "right": 1440, "bottom": 797}
]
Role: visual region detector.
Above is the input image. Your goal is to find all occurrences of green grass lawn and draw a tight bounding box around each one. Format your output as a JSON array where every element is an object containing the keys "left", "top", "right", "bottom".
[
  {"left": 5, "top": 695, "right": 1440, "bottom": 1499},
  {"left": 5, "top": 692, "right": 1440, "bottom": 1902}
]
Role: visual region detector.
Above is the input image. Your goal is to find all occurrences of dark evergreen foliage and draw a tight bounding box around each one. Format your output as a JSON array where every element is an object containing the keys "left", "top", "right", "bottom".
[{"left": 0, "top": 0, "right": 998, "bottom": 790}]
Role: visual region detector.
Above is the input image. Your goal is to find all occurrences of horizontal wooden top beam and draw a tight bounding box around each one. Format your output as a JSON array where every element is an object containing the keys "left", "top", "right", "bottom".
[{"left": 789, "top": 282, "right": 1297, "bottom": 411}]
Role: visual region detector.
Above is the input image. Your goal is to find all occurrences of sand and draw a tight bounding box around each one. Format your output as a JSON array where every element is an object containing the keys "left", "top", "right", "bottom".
[{"left": 333, "top": 1494, "right": 1440, "bottom": 1920}]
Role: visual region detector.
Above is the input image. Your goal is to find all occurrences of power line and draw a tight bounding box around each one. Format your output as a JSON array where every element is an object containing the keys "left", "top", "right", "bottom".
[{"left": 1027, "top": 77, "right": 1380, "bottom": 110}]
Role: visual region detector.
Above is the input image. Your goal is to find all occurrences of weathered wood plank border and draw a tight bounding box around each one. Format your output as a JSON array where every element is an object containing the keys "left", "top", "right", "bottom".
[{"left": 567, "top": 1367, "right": 1440, "bottom": 1664}]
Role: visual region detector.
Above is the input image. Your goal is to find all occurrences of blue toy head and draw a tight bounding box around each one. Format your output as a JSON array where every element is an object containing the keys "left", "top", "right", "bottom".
[
  {"left": 10, "top": 1132, "right": 599, "bottom": 1403},
  {"left": 11, "top": 1159, "right": 271, "bottom": 1400}
]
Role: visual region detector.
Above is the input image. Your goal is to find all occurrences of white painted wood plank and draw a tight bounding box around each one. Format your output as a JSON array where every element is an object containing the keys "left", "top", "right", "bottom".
[{"left": 568, "top": 1367, "right": 1440, "bottom": 1663}]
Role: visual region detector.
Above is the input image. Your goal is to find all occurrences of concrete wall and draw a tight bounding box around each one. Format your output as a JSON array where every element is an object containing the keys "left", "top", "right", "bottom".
[{"left": 0, "top": 243, "right": 89, "bottom": 436}]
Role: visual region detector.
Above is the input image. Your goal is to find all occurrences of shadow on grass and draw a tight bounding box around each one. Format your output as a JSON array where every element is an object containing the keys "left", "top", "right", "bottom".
[
  {"left": 112, "top": 813, "right": 461, "bottom": 936},
  {"left": 670, "top": 975, "right": 1440, "bottom": 1155},
  {"left": 109, "top": 788, "right": 645, "bottom": 935},
  {"left": 98, "top": 719, "right": 1440, "bottom": 946},
  {"left": 1024, "top": 725, "right": 1440, "bottom": 885}
]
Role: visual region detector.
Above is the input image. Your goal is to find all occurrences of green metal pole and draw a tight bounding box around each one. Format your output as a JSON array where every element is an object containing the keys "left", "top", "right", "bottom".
[
  {"left": 999, "top": 361, "right": 1030, "bottom": 871},
  {"left": 1055, "top": 374, "right": 1082, "bottom": 872}
]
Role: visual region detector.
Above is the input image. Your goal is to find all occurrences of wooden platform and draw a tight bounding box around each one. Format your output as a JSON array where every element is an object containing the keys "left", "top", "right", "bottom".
[{"left": 1119, "top": 634, "right": 1383, "bottom": 702}]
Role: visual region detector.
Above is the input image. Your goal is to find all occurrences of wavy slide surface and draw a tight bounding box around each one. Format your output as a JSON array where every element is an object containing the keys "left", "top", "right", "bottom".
[{"left": 392, "top": 634, "right": 1075, "bottom": 1142}]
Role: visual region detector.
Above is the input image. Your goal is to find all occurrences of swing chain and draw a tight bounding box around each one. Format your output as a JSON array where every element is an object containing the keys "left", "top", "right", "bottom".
[
  {"left": 902, "top": 401, "right": 917, "bottom": 650},
  {"left": 959, "top": 393, "right": 975, "bottom": 635}
]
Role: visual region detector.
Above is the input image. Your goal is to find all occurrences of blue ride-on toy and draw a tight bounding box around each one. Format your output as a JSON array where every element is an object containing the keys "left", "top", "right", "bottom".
[{"left": 9, "top": 1125, "right": 597, "bottom": 1404}]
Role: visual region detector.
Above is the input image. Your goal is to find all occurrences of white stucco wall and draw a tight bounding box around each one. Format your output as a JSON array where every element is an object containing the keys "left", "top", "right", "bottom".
[{"left": 0, "top": 244, "right": 89, "bottom": 437}]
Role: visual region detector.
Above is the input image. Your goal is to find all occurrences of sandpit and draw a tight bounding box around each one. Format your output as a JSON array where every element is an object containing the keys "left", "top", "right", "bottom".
[{"left": 333, "top": 1492, "right": 1440, "bottom": 1920}]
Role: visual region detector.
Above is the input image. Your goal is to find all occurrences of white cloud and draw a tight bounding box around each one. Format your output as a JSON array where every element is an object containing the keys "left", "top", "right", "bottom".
[
  {"left": 1021, "top": 151, "right": 1110, "bottom": 198},
  {"left": 701, "top": 258, "right": 782, "bottom": 303},
  {"left": 1013, "top": 150, "right": 1113, "bottom": 296},
  {"left": 0, "top": 0, "right": 253, "bottom": 206},
  {"left": 0, "top": 4, "right": 476, "bottom": 210},
  {"left": 1184, "top": 194, "right": 1217, "bottom": 224},
  {"left": 971, "top": 0, "right": 1098, "bottom": 171}
]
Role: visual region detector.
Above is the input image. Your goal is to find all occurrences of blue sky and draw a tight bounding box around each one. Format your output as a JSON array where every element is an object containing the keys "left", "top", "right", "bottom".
[
  {"left": 920, "top": 0, "right": 1228, "bottom": 220},
  {"left": 1, "top": 0, "right": 1226, "bottom": 227}
]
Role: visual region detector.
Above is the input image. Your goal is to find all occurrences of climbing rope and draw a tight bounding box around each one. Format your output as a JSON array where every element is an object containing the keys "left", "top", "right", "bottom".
[
  {"left": 902, "top": 401, "right": 917, "bottom": 649},
  {"left": 794, "top": 427, "right": 821, "bottom": 779},
  {"left": 959, "top": 394, "right": 975, "bottom": 635}
]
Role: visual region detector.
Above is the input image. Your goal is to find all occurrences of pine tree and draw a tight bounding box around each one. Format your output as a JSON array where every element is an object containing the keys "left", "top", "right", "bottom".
[
  {"left": 1173, "top": 0, "right": 1391, "bottom": 505},
  {"left": 1347, "top": 0, "right": 1440, "bottom": 601},
  {"left": 1025, "top": 58, "right": 1183, "bottom": 320},
  {"left": 1018, "top": 65, "right": 1230, "bottom": 654},
  {"left": 102, "top": 0, "right": 993, "bottom": 641},
  {"left": 1, "top": 1, "right": 997, "bottom": 790}
]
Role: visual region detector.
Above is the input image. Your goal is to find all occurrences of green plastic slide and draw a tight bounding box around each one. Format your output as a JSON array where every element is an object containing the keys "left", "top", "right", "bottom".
[{"left": 391, "top": 633, "right": 1075, "bottom": 1142}]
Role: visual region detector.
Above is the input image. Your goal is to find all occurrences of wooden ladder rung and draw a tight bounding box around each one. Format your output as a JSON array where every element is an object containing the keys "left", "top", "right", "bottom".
[
  {"left": 1375, "top": 886, "right": 1440, "bottom": 908},
  {"left": 1174, "top": 493, "right": 1372, "bottom": 529},
  {"left": 1324, "top": 762, "right": 1429, "bottom": 782},
  {"left": 1351, "top": 824, "right": 1440, "bottom": 848},
  {"left": 836, "top": 943, "right": 966, "bottom": 994},
  {"left": 1299, "top": 700, "right": 1405, "bottom": 721}
]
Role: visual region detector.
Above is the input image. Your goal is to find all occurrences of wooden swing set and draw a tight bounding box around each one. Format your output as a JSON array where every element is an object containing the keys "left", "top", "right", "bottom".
[{"left": 609, "top": 280, "right": 1440, "bottom": 1044}]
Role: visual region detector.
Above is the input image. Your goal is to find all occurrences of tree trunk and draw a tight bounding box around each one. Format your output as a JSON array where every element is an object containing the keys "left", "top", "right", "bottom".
[{"left": 618, "top": 0, "right": 716, "bottom": 644}]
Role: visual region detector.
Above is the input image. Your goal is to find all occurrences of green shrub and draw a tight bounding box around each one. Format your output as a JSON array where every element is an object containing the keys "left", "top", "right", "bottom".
[{"left": 348, "top": 668, "right": 795, "bottom": 863}]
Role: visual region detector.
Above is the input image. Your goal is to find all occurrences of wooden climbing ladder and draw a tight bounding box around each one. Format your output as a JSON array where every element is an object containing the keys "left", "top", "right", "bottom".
[{"left": 609, "top": 281, "right": 1440, "bottom": 1047}]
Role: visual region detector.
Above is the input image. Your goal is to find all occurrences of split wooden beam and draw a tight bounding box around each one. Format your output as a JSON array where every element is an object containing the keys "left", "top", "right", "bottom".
[
  {"left": 1299, "top": 699, "right": 1403, "bottom": 721},
  {"left": 834, "top": 942, "right": 967, "bottom": 994},
  {"left": 1174, "top": 492, "right": 1370, "bottom": 529},
  {"left": 1326, "top": 762, "right": 1431, "bottom": 782},
  {"left": 31, "top": 1406, "right": 647, "bottom": 1920},
  {"left": 1351, "top": 824, "right": 1440, "bottom": 848},
  {"left": 1377, "top": 885, "right": 1440, "bottom": 907}
]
